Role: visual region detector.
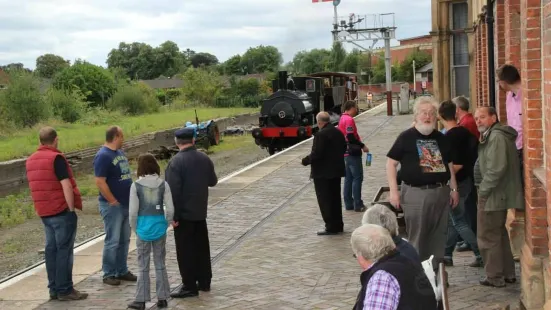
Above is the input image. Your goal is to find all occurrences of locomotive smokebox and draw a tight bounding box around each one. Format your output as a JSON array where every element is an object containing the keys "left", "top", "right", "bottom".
[{"left": 278, "top": 71, "right": 288, "bottom": 90}]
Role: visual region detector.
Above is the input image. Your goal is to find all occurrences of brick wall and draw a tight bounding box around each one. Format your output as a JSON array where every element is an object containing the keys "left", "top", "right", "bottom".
[
  {"left": 475, "top": 17, "right": 490, "bottom": 107},
  {"left": 358, "top": 82, "right": 433, "bottom": 95},
  {"left": 542, "top": 0, "right": 551, "bottom": 259},
  {"left": 370, "top": 47, "right": 432, "bottom": 66},
  {"left": 495, "top": 0, "right": 507, "bottom": 122},
  {"left": 520, "top": 0, "right": 546, "bottom": 257}
]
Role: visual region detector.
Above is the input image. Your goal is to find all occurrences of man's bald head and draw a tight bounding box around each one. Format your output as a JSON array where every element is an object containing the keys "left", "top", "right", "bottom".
[
  {"left": 316, "top": 112, "right": 330, "bottom": 128},
  {"left": 39, "top": 127, "right": 58, "bottom": 146}
]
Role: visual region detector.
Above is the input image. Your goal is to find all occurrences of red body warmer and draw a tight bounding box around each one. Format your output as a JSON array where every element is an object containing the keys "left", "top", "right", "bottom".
[{"left": 26, "top": 145, "right": 82, "bottom": 217}]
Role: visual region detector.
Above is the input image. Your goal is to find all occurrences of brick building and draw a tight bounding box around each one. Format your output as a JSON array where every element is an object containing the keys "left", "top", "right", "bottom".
[
  {"left": 432, "top": 0, "right": 550, "bottom": 308},
  {"left": 371, "top": 34, "right": 433, "bottom": 65}
]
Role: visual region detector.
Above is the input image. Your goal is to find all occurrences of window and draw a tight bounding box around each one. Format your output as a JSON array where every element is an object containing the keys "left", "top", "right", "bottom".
[{"left": 450, "top": 2, "right": 470, "bottom": 98}]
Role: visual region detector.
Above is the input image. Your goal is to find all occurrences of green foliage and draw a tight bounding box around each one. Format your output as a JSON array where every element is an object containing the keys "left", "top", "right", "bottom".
[
  {"left": 223, "top": 54, "right": 244, "bottom": 75},
  {"left": 53, "top": 60, "right": 116, "bottom": 107},
  {"left": 179, "top": 67, "right": 224, "bottom": 106},
  {"left": 106, "top": 82, "right": 160, "bottom": 115},
  {"left": 44, "top": 88, "right": 87, "bottom": 123},
  {"left": 290, "top": 49, "right": 331, "bottom": 74},
  {"left": 0, "top": 70, "right": 50, "bottom": 127},
  {"left": 240, "top": 45, "right": 283, "bottom": 74},
  {"left": 35, "top": 54, "right": 70, "bottom": 78},
  {"left": 190, "top": 52, "right": 219, "bottom": 68},
  {"left": 78, "top": 107, "right": 123, "bottom": 126},
  {"left": 396, "top": 50, "right": 432, "bottom": 82},
  {"left": 329, "top": 41, "right": 347, "bottom": 71}
]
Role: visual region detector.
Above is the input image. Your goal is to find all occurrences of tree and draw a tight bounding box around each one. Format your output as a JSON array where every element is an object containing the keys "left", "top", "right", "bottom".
[
  {"left": 1, "top": 63, "right": 31, "bottom": 73},
  {"left": 342, "top": 49, "right": 361, "bottom": 73},
  {"left": 240, "top": 45, "right": 283, "bottom": 74},
  {"left": 223, "top": 55, "right": 244, "bottom": 75},
  {"left": 396, "top": 49, "right": 432, "bottom": 83},
  {"left": 35, "top": 54, "right": 70, "bottom": 78},
  {"left": 329, "top": 41, "right": 347, "bottom": 71},
  {"left": 0, "top": 70, "right": 49, "bottom": 127},
  {"left": 179, "top": 67, "right": 224, "bottom": 106},
  {"left": 190, "top": 52, "right": 219, "bottom": 68},
  {"left": 299, "top": 49, "right": 331, "bottom": 74},
  {"left": 53, "top": 60, "right": 116, "bottom": 107},
  {"left": 106, "top": 42, "right": 158, "bottom": 79},
  {"left": 154, "top": 41, "right": 186, "bottom": 77}
]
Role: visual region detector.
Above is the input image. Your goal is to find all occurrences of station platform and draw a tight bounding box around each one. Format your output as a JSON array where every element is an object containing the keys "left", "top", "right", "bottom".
[{"left": 0, "top": 104, "right": 520, "bottom": 310}]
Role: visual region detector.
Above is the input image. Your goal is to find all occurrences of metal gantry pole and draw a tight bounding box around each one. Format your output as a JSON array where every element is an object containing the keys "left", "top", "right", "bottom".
[{"left": 384, "top": 29, "right": 393, "bottom": 116}]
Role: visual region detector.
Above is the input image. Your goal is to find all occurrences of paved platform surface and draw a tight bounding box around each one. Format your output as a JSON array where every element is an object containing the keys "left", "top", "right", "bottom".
[{"left": 0, "top": 104, "right": 521, "bottom": 310}]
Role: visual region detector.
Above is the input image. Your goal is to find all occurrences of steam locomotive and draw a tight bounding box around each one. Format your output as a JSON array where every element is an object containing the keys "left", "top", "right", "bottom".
[{"left": 251, "top": 70, "right": 358, "bottom": 155}]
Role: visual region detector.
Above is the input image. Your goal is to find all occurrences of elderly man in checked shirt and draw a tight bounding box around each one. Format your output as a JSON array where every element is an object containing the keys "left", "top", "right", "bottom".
[{"left": 350, "top": 224, "right": 437, "bottom": 310}]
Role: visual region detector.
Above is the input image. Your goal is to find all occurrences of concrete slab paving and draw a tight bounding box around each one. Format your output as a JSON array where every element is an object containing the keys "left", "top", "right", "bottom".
[{"left": 0, "top": 104, "right": 521, "bottom": 309}]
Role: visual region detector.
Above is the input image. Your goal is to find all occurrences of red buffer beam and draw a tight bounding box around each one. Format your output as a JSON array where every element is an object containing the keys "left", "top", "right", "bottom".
[{"left": 311, "top": 0, "right": 333, "bottom": 2}]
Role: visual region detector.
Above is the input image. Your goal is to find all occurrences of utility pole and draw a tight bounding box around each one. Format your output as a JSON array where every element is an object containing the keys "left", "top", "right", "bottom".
[
  {"left": 413, "top": 60, "right": 416, "bottom": 92},
  {"left": 383, "top": 29, "right": 393, "bottom": 116}
]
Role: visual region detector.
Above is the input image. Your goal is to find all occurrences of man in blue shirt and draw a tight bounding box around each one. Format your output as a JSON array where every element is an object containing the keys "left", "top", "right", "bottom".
[{"left": 94, "top": 126, "right": 136, "bottom": 286}]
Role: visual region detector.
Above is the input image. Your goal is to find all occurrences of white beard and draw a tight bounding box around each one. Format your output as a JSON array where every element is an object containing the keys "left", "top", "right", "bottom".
[{"left": 415, "top": 123, "right": 434, "bottom": 135}]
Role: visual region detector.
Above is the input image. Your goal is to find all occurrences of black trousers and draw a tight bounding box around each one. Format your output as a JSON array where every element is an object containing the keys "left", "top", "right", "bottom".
[
  {"left": 173, "top": 220, "right": 212, "bottom": 291},
  {"left": 313, "top": 177, "right": 344, "bottom": 232},
  {"left": 518, "top": 148, "right": 524, "bottom": 191}
]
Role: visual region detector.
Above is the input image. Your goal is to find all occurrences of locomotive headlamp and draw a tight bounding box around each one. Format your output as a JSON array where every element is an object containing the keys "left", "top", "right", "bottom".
[{"left": 252, "top": 128, "right": 262, "bottom": 138}]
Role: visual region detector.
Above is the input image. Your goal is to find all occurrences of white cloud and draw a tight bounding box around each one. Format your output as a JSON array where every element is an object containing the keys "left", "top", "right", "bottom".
[{"left": 0, "top": 0, "right": 431, "bottom": 69}]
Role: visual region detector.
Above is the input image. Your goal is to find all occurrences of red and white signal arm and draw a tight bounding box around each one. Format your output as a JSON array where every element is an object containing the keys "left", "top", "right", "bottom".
[{"left": 306, "top": 79, "right": 316, "bottom": 92}]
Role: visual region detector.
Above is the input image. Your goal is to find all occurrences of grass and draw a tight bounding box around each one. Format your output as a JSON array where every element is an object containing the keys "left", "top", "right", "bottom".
[
  {"left": 0, "top": 107, "right": 256, "bottom": 162},
  {"left": 0, "top": 134, "right": 254, "bottom": 229}
]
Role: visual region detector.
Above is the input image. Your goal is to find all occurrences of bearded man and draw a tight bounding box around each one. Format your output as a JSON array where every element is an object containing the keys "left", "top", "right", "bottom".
[{"left": 385, "top": 96, "right": 459, "bottom": 268}]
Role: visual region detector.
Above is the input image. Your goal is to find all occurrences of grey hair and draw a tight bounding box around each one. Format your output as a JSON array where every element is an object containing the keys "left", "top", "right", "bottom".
[
  {"left": 350, "top": 224, "right": 396, "bottom": 261},
  {"left": 316, "top": 111, "right": 330, "bottom": 123},
  {"left": 413, "top": 96, "right": 438, "bottom": 118},
  {"left": 452, "top": 96, "right": 470, "bottom": 112},
  {"left": 361, "top": 204, "right": 399, "bottom": 237}
]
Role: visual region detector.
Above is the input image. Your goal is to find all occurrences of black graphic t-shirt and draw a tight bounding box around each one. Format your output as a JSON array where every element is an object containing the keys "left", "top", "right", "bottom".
[
  {"left": 387, "top": 127, "right": 452, "bottom": 186},
  {"left": 445, "top": 126, "right": 478, "bottom": 182}
]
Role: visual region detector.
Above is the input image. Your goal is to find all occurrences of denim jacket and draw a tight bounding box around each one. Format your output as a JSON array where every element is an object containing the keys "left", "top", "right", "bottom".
[{"left": 129, "top": 174, "right": 175, "bottom": 241}]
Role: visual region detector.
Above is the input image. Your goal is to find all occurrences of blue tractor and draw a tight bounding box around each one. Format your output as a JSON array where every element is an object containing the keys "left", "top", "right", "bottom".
[{"left": 184, "top": 110, "right": 220, "bottom": 150}]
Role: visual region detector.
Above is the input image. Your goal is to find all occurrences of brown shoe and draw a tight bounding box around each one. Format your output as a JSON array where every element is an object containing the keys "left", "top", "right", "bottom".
[
  {"left": 103, "top": 276, "right": 121, "bottom": 286},
  {"left": 57, "top": 289, "right": 88, "bottom": 301},
  {"left": 116, "top": 271, "right": 137, "bottom": 282}
]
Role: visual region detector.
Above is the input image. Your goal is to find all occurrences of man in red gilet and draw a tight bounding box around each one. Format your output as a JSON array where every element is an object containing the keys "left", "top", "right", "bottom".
[{"left": 25, "top": 127, "right": 88, "bottom": 301}]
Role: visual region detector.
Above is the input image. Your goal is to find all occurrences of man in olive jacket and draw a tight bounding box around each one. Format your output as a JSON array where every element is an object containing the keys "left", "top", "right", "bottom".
[{"left": 474, "top": 107, "right": 523, "bottom": 288}]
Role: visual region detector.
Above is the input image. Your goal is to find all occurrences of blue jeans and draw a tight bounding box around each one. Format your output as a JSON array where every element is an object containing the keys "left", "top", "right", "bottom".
[
  {"left": 444, "top": 177, "right": 481, "bottom": 259},
  {"left": 344, "top": 155, "right": 364, "bottom": 210},
  {"left": 42, "top": 210, "right": 78, "bottom": 295},
  {"left": 99, "top": 201, "right": 130, "bottom": 278}
]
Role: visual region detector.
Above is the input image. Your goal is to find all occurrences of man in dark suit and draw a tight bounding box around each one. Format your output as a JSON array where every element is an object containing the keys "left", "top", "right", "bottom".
[{"left": 302, "top": 112, "right": 347, "bottom": 235}]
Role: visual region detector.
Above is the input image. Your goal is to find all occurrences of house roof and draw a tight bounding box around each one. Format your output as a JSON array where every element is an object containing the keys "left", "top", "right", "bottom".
[
  {"left": 417, "top": 62, "right": 433, "bottom": 73},
  {"left": 140, "top": 78, "right": 184, "bottom": 89}
]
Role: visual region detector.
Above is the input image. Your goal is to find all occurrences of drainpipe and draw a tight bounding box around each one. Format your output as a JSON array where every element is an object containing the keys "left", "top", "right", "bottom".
[{"left": 486, "top": 0, "right": 496, "bottom": 108}]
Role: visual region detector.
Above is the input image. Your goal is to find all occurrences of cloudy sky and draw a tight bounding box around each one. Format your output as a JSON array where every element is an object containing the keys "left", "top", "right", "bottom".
[{"left": 0, "top": 0, "right": 431, "bottom": 69}]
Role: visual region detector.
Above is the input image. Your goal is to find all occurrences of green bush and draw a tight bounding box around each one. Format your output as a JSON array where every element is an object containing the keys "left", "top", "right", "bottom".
[
  {"left": 0, "top": 71, "right": 50, "bottom": 127},
  {"left": 44, "top": 88, "right": 87, "bottom": 123},
  {"left": 106, "top": 82, "right": 160, "bottom": 115}
]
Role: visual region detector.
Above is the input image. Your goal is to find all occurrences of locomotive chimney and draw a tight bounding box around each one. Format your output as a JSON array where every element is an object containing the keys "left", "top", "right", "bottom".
[{"left": 278, "top": 71, "right": 288, "bottom": 90}]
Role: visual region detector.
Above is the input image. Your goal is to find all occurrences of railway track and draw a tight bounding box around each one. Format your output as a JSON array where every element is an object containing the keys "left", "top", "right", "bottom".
[{"left": 0, "top": 102, "right": 390, "bottom": 297}]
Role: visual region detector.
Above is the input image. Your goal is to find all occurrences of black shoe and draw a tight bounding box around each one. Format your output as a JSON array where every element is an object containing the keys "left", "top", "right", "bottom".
[
  {"left": 103, "top": 276, "right": 121, "bottom": 286},
  {"left": 198, "top": 281, "right": 211, "bottom": 292},
  {"left": 170, "top": 288, "right": 199, "bottom": 298},
  {"left": 505, "top": 278, "right": 517, "bottom": 284},
  {"left": 157, "top": 300, "right": 168, "bottom": 308},
  {"left": 317, "top": 230, "right": 339, "bottom": 236},
  {"left": 117, "top": 271, "right": 137, "bottom": 282},
  {"left": 443, "top": 258, "right": 453, "bottom": 266},
  {"left": 127, "top": 301, "right": 146, "bottom": 310}
]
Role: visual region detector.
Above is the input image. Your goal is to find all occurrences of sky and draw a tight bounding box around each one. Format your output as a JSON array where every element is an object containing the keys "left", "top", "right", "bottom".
[{"left": 0, "top": 0, "right": 431, "bottom": 70}]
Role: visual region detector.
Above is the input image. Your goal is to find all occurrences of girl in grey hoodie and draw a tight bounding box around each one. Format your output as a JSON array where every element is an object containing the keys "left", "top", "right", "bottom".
[{"left": 127, "top": 154, "right": 175, "bottom": 310}]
